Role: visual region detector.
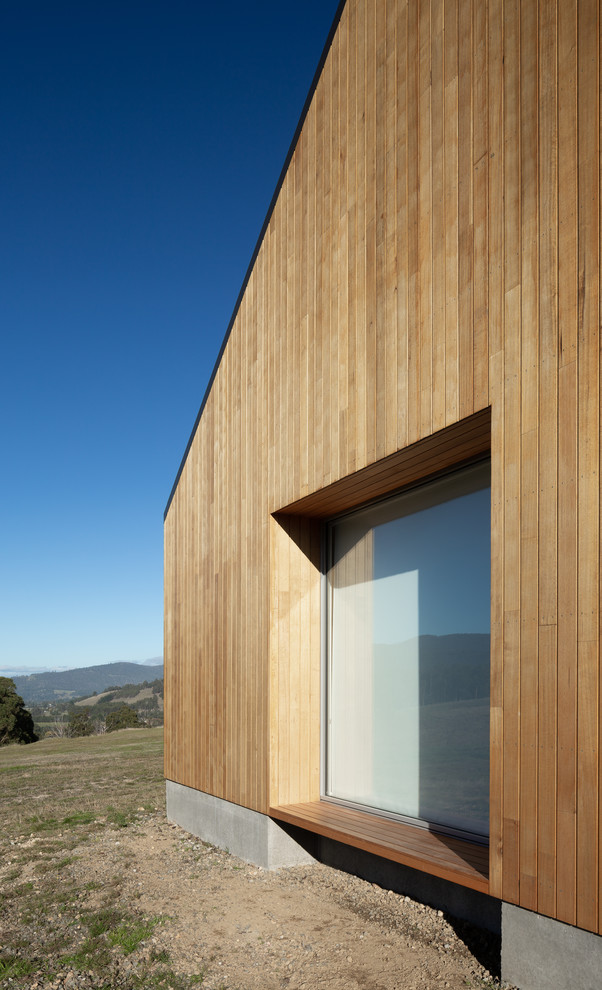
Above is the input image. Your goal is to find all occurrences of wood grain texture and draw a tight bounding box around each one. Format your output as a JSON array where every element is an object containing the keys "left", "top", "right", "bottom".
[
  {"left": 270, "top": 800, "right": 489, "bottom": 893},
  {"left": 164, "top": 0, "right": 602, "bottom": 932}
]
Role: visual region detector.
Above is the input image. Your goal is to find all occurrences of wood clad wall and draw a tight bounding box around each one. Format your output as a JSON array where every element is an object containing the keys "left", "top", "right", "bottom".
[{"left": 164, "top": 0, "right": 602, "bottom": 932}]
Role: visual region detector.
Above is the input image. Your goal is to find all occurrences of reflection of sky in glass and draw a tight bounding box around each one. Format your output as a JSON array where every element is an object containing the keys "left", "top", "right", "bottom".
[{"left": 373, "top": 476, "right": 490, "bottom": 643}]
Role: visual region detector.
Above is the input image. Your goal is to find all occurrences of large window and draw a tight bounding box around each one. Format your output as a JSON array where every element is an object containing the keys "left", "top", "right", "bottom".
[{"left": 324, "top": 459, "right": 490, "bottom": 841}]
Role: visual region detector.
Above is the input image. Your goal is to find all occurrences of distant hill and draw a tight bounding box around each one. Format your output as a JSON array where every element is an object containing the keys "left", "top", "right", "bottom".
[
  {"left": 375, "top": 633, "right": 490, "bottom": 705},
  {"left": 13, "top": 661, "right": 164, "bottom": 704}
]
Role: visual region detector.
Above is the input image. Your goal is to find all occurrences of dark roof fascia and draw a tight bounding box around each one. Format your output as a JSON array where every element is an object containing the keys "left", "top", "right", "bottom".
[{"left": 164, "top": 0, "right": 348, "bottom": 520}]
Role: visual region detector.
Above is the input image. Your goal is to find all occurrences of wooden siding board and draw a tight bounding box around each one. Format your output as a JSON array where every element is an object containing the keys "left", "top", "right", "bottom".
[
  {"left": 472, "top": 0, "right": 489, "bottom": 412},
  {"left": 396, "top": 0, "right": 409, "bottom": 451},
  {"left": 406, "top": 0, "right": 420, "bottom": 445},
  {"left": 431, "top": 0, "right": 446, "bottom": 434},
  {"left": 418, "top": 0, "right": 433, "bottom": 437},
  {"left": 164, "top": 0, "right": 602, "bottom": 935},
  {"left": 375, "top": 0, "right": 387, "bottom": 463},
  {"left": 576, "top": 0, "right": 600, "bottom": 935},
  {"left": 457, "top": 0, "right": 473, "bottom": 420},
  {"left": 537, "top": 0, "right": 559, "bottom": 920},
  {"left": 384, "top": 0, "right": 398, "bottom": 456},
  {"left": 555, "top": 1, "right": 578, "bottom": 922},
  {"left": 444, "top": 0, "right": 459, "bottom": 428}
]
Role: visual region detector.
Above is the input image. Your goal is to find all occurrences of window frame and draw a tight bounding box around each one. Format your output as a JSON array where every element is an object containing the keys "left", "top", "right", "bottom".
[{"left": 320, "top": 457, "right": 492, "bottom": 846}]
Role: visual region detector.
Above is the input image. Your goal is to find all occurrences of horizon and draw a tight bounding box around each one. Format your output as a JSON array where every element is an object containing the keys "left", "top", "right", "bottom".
[{"left": 1, "top": 656, "right": 164, "bottom": 679}]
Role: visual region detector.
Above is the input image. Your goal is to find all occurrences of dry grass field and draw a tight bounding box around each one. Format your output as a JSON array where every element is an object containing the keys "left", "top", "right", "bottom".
[{"left": 0, "top": 728, "right": 199, "bottom": 989}]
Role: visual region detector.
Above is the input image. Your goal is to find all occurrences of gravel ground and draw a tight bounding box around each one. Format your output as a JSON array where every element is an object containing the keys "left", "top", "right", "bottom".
[{"left": 2, "top": 810, "right": 515, "bottom": 989}]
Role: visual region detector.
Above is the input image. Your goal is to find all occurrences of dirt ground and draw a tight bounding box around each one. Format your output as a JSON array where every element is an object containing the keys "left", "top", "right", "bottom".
[
  {"left": 66, "top": 811, "right": 509, "bottom": 990},
  {"left": 0, "top": 732, "right": 512, "bottom": 989}
]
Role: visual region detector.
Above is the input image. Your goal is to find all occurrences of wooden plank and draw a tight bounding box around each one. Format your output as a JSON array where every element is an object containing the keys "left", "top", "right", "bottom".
[
  {"left": 472, "top": 0, "right": 488, "bottom": 410},
  {"left": 444, "top": 0, "right": 459, "bottom": 427},
  {"left": 396, "top": 0, "right": 409, "bottom": 450},
  {"left": 355, "top": 0, "right": 367, "bottom": 470},
  {"left": 384, "top": 0, "right": 398, "bottom": 456},
  {"left": 337, "top": 12, "right": 349, "bottom": 482},
  {"left": 536, "top": 0, "right": 558, "bottom": 920},
  {"left": 418, "top": 0, "right": 432, "bottom": 437},
  {"left": 431, "top": 0, "right": 446, "bottom": 432},
  {"left": 520, "top": 428, "right": 538, "bottom": 912},
  {"left": 374, "top": 0, "right": 387, "bottom": 463},
  {"left": 406, "top": 0, "right": 420, "bottom": 445},
  {"left": 364, "top": 0, "right": 377, "bottom": 466},
  {"left": 515, "top": 0, "right": 538, "bottom": 913},
  {"left": 576, "top": 0, "right": 600, "bottom": 935},
  {"left": 556, "top": 361, "right": 578, "bottom": 925},
  {"left": 346, "top": 0, "right": 358, "bottom": 476},
  {"left": 487, "top": 0, "right": 503, "bottom": 363},
  {"left": 457, "top": 0, "right": 473, "bottom": 420},
  {"left": 328, "top": 29, "right": 339, "bottom": 487},
  {"left": 555, "top": 3, "right": 579, "bottom": 921},
  {"left": 500, "top": 0, "right": 521, "bottom": 908},
  {"left": 270, "top": 800, "right": 489, "bottom": 894},
  {"left": 274, "top": 408, "right": 491, "bottom": 518},
  {"left": 488, "top": 348, "right": 505, "bottom": 899}
]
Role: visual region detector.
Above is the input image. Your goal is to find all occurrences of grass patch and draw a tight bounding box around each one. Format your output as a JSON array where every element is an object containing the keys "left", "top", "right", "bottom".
[
  {"left": 108, "top": 916, "right": 163, "bottom": 954},
  {"left": 55, "top": 855, "right": 78, "bottom": 869},
  {"left": 26, "top": 814, "right": 60, "bottom": 832},
  {"left": 85, "top": 907, "right": 127, "bottom": 937},
  {"left": 0, "top": 954, "right": 38, "bottom": 979},
  {"left": 3, "top": 867, "right": 22, "bottom": 883},
  {"left": 106, "top": 805, "right": 134, "bottom": 828},
  {"left": 62, "top": 809, "right": 97, "bottom": 826},
  {"left": 151, "top": 948, "right": 171, "bottom": 964}
]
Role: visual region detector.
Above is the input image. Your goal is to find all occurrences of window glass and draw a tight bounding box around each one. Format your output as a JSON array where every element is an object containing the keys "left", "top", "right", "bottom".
[{"left": 325, "top": 459, "right": 490, "bottom": 839}]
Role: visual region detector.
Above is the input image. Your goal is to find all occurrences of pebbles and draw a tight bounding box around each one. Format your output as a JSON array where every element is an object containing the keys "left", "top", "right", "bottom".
[{"left": 2, "top": 811, "right": 516, "bottom": 990}]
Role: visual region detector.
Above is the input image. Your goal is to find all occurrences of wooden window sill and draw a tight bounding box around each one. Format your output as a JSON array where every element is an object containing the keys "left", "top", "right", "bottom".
[{"left": 269, "top": 800, "right": 489, "bottom": 895}]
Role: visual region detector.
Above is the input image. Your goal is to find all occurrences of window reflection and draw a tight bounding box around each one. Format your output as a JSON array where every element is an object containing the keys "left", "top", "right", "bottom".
[{"left": 326, "top": 459, "right": 490, "bottom": 840}]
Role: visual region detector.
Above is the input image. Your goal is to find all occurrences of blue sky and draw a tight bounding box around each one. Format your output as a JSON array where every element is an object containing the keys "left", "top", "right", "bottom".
[{"left": 0, "top": 0, "right": 340, "bottom": 674}]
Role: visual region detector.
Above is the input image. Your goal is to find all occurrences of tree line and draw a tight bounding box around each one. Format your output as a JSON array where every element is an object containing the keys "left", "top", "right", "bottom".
[{"left": 0, "top": 677, "right": 161, "bottom": 745}]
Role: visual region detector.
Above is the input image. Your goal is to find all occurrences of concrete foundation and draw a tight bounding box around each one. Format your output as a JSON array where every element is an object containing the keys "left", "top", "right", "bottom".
[
  {"left": 167, "top": 783, "right": 602, "bottom": 990},
  {"left": 501, "top": 903, "right": 602, "bottom": 990},
  {"left": 166, "top": 781, "right": 499, "bottom": 932},
  {"left": 165, "top": 780, "right": 316, "bottom": 869}
]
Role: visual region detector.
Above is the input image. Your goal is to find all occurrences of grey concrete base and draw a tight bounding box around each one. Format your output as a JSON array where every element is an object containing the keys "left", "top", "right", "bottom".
[
  {"left": 502, "top": 903, "right": 602, "bottom": 990},
  {"left": 166, "top": 780, "right": 316, "bottom": 869}
]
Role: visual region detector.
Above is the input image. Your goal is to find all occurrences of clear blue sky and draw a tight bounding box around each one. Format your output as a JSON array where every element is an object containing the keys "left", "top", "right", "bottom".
[{"left": 0, "top": 0, "right": 340, "bottom": 674}]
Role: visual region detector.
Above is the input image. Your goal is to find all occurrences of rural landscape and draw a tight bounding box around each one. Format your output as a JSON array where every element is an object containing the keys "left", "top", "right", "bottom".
[{"left": 0, "top": 666, "right": 510, "bottom": 990}]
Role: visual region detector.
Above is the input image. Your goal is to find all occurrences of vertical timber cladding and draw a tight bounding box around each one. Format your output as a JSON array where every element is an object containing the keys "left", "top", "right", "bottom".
[{"left": 163, "top": 0, "right": 602, "bottom": 933}]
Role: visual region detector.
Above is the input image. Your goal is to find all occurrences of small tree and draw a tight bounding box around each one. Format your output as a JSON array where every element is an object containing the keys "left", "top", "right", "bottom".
[
  {"left": 105, "top": 704, "right": 141, "bottom": 732},
  {"left": 0, "top": 678, "right": 38, "bottom": 745},
  {"left": 68, "top": 709, "right": 94, "bottom": 737},
  {"left": 45, "top": 720, "right": 69, "bottom": 738}
]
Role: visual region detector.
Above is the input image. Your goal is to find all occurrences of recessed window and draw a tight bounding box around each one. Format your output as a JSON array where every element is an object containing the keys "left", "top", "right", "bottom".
[{"left": 324, "top": 459, "right": 491, "bottom": 841}]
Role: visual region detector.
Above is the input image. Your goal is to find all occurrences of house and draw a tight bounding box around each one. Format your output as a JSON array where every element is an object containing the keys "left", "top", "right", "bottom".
[{"left": 164, "top": 2, "right": 602, "bottom": 987}]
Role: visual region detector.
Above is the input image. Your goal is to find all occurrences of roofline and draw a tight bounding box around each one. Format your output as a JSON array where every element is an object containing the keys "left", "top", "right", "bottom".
[{"left": 164, "top": 0, "right": 348, "bottom": 519}]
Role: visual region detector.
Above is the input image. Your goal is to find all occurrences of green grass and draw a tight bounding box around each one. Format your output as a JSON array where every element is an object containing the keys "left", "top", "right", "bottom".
[
  {"left": 108, "top": 916, "right": 163, "bottom": 954},
  {"left": 0, "top": 956, "right": 38, "bottom": 979}
]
